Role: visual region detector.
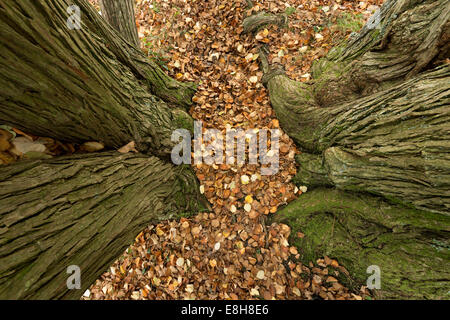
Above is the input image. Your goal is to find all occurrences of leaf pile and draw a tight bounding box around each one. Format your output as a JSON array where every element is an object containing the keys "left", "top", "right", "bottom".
[{"left": 83, "top": 0, "right": 382, "bottom": 300}]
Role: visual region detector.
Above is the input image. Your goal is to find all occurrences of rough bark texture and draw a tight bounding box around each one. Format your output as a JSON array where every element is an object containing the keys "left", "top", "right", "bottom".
[
  {"left": 273, "top": 65, "right": 450, "bottom": 215},
  {"left": 74, "top": 0, "right": 196, "bottom": 109},
  {"left": 247, "top": 0, "right": 450, "bottom": 298},
  {"left": 310, "top": 0, "right": 450, "bottom": 107},
  {"left": 0, "top": 0, "right": 195, "bottom": 156},
  {"left": 0, "top": 152, "right": 209, "bottom": 299},
  {"left": 272, "top": 188, "right": 450, "bottom": 299},
  {"left": 100, "top": 0, "right": 140, "bottom": 47},
  {"left": 0, "top": 0, "right": 209, "bottom": 300}
]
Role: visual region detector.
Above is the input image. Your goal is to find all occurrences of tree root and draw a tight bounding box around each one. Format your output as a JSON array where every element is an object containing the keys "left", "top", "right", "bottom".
[
  {"left": 271, "top": 188, "right": 450, "bottom": 299},
  {"left": 0, "top": 152, "right": 209, "bottom": 299},
  {"left": 243, "top": 11, "right": 288, "bottom": 34}
]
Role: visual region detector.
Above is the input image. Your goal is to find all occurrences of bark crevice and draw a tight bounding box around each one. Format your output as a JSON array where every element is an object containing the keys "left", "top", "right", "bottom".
[{"left": 100, "top": 0, "right": 140, "bottom": 48}]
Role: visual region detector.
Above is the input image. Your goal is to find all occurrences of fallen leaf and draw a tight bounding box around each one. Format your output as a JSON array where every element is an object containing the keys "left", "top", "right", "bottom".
[
  {"left": 118, "top": 141, "right": 138, "bottom": 153},
  {"left": 81, "top": 141, "right": 104, "bottom": 152}
]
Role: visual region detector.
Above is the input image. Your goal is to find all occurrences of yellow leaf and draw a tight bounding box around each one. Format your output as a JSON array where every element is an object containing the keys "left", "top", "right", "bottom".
[
  {"left": 156, "top": 226, "right": 164, "bottom": 236},
  {"left": 241, "top": 175, "right": 250, "bottom": 184},
  {"left": 152, "top": 277, "right": 161, "bottom": 286}
]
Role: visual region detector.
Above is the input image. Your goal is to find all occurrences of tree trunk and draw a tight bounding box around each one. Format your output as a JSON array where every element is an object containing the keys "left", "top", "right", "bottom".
[
  {"left": 271, "top": 66, "right": 450, "bottom": 297},
  {"left": 0, "top": 0, "right": 209, "bottom": 299},
  {"left": 245, "top": 0, "right": 450, "bottom": 298},
  {"left": 0, "top": 152, "right": 208, "bottom": 299},
  {"left": 307, "top": 0, "right": 449, "bottom": 108},
  {"left": 272, "top": 188, "right": 450, "bottom": 299},
  {"left": 100, "top": 0, "right": 140, "bottom": 48},
  {"left": 0, "top": 0, "right": 195, "bottom": 155},
  {"left": 272, "top": 65, "right": 450, "bottom": 215}
]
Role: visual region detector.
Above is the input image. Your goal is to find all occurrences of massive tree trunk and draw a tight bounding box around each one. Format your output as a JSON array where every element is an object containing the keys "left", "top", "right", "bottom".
[
  {"left": 271, "top": 65, "right": 450, "bottom": 215},
  {"left": 243, "top": 0, "right": 450, "bottom": 298},
  {"left": 0, "top": 153, "right": 208, "bottom": 299},
  {"left": 272, "top": 188, "right": 450, "bottom": 299},
  {"left": 271, "top": 65, "right": 450, "bottom": 299},
  {"left": 100, "top": 0, "right": 140, "bottom": 47},
  {"left": 0, "top": 0, "right": 208, "bottom": 299},
  {"left": 0, "top": 0, "right": 195, "bottom": 153}
]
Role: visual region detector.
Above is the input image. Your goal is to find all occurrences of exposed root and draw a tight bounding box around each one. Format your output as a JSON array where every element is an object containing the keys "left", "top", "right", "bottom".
[
  {"left": 243, "top": 11, "right": 288, "bottom": 34},
  {"left": 271, "top": 188, "right": 450, "bottom": 299}
]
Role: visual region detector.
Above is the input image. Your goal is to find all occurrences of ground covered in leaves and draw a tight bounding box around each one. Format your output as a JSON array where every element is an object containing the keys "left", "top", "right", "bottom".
[
  {"left": 83, "top": 0, "right": 383, "bottom": 300},
  {"left": 0, "top": 0, "right": 382, "bottom": 300}
]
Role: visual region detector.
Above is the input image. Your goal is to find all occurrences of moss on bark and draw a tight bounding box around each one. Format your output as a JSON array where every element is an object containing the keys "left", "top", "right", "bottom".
[
  {"left": 0, "top": 152, "right": 209, "bottom": 299},
  {"left": 272, "top": 60, "right": 450, "bottom": 216},
  {"left": 0, "top": 0, "right": 195, "bottom": 155},
  {"left": 242, "top": 11, "right": 288, "bottom": 34},
  {"left": 247, "top": 0, "right": 450, "bottom": 299},
  {"left": 272, "top": 188, "right": 450, "bottom": 299},
  {"left": 310, "top": 0, "right": 450, "bottom": 107},
  {"left": 0, "top": 0, "right": 209, "bottom": 300}
]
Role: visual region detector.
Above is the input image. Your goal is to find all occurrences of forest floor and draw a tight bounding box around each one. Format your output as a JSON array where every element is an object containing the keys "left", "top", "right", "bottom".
[
  {"left": 82, "top": 0, "right": 384, "bottom": 300},
  {"left": 0, "top": 0, "right": 383, "bottom": 300}
]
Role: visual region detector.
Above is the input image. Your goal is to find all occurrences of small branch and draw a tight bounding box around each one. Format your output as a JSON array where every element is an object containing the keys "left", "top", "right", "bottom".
[
  {"left": 243, "top": 11, "right": 288, "bottom": 34},
  {"left": 257, "top": 45, "right": 286, "bottom": 86},
  {"left": 258, "top": 45, "right": 270, "bottom": 74}
]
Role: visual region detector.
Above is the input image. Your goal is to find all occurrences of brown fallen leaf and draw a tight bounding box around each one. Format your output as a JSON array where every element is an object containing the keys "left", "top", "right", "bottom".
[
  {"left": 12, "top": 127, "right": 34, "bottom": 141},
  {"left": 0, "top": 136, "right": 10, "bottom": 152},
  {"left": 118, "top": 141, "right": 138, "bottom": 153},
  {"left": 326, "top": 276, "right": 338, "bottom": 283},
  {"left": 81, "top": 141, "right": 104, "bottom": 152}
]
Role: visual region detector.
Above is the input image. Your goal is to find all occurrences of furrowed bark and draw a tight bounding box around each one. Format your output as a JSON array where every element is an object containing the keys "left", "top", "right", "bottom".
[
  {"left": 77, "top": 0, "right": 196, "bottom": 109},
  {"left": 0, "top": 152, "right": 209, "bottom": 299},
  {"left": 272, "top": 188, "right": 450, "bottom": 299},
  {"left": 0, "top": 0, "right": 209, "bottom": 300},
  {"left": 310, "top": 0, "right": 450, "bottom": 107},
  {"left": 246, "top": 0, "right": 450, "bottom": 299},
  {"left": 0, "top": 0, "right": 194, "bottom": 154},
  {"left": 252, "top": 0, "right": 449, "bottom": 109},
  {"left": 272, "top": 65, "right": 450, "bottom": 215},
  {"left": 100, "top": 0, "right": 140, "bottom": 47},
  {"left": 254, "top": 0, "right": 450, "bottom": 215}
]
